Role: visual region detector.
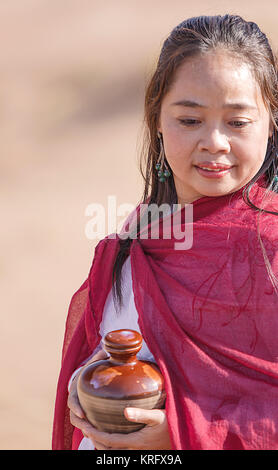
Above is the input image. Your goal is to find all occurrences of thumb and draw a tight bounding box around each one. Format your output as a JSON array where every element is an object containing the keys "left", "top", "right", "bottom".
[
  {"left": 124, "top": 407, "right": 165, "bottom": 426},
  {"left": 90, "top": 348, "right": 109, "bottom": 362}
]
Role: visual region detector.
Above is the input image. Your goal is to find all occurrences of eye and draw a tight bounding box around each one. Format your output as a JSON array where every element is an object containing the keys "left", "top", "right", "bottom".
[
  {"left": 178, "top": 118, "right": 201, "bottom": 126},
  {"left": 229, "top": 120, "right": 250, "bottom": 128}
]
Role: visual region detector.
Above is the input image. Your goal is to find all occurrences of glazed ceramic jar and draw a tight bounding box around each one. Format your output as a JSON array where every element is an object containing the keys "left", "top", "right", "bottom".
[{"left": 77, "top": 329, "right": 166, "bottom": 433}]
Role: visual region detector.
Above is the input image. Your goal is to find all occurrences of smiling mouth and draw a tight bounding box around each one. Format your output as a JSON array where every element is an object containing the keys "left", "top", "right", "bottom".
[
  {"left": 196, "top": 167, "right": 231, "bottom": 172},
  {"left": 194, "top": 164, "right": 234, "bottom": 178},
  {"left": 195, "top": 164, "right": 234, "bottom": 171}
]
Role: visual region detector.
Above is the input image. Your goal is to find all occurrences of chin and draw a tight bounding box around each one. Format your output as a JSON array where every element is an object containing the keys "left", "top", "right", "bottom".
[{"left": 197, "top": 184, "right": 236, "bottom": 198}]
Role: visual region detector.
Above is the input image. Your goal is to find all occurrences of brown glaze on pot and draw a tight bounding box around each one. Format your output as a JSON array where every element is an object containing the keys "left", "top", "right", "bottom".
[{"left": 77, "top": 329, "right": 166, "bottom": 434}]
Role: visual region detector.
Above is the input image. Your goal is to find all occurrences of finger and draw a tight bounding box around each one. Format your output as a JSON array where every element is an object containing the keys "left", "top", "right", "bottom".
[
  {"left": 84, "top": 425, "right": 138, "bottom": 448},
  {"left": 69, "top": 414, "right": 111, "bottom": 450},
  {"left": 67, "top": 390, "right": 85, "bottom": 419},
  {"left": 124, "top": 407, "right": 166, "bottom": 426},
  {"left": 94, "top": 441, "right": 132, "bottom": 451},
  {"left": 94, "top": 440, "right": 112, "bottom": 450},
  {"left": 90, "top": 349, "right": 109, "bottom": 362},
  {"left": 69, "top": 412, "right": 124, "bottom": 449},
  {"left": 69, "top": 409, "right": 84, "bottom": 429},
  {"left": 67, "top": 350, "right": 108, "bottom": 419},
  {"left": 69, "top": 410, "right": 95, "bottom": 438}
]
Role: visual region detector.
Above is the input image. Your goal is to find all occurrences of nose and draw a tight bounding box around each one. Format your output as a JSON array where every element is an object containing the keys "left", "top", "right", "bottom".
[{"left": 198, "top": 127, "right": 230, "bottom": 154}]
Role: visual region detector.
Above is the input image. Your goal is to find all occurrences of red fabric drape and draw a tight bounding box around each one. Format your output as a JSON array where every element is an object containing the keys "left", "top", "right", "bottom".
[{"left": 52, "top": 178, "right": 278, "bottom": 450}]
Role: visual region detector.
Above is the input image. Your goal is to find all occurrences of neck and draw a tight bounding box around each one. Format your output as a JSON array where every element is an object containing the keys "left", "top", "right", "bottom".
[{"left": 177, "top": 194, "right": 203, "bottom": 207}]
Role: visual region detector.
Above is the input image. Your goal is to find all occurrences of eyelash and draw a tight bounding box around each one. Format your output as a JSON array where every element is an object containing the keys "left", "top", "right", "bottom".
[
  {"left": 178, "top": 119, "right": 250, "bottom": 128},
  {"left": 179, "top": 119, "right": 201, "bottom": 126},
  {"left": 229, "top": 120, "right": 249, "bottom": 128}
]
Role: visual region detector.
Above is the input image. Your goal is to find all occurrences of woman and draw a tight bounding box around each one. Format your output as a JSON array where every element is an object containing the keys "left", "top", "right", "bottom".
[{"left": 52, "top": 14, "right": 278, "bottom": 450}]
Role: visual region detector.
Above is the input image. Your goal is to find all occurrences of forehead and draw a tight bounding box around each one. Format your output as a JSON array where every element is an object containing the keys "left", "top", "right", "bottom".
[{"left": 166, "top": 50, "right": 264, "bottom": 109}]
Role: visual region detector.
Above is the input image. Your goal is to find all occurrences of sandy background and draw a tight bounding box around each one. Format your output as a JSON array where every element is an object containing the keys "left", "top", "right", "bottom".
[{"left": 1, "top": 0, "right": 278, "bottom": 450}]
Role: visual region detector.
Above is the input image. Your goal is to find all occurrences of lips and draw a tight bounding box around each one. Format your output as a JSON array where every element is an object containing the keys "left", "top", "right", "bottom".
[
  {"left": 194, "top": 162, "right": 234, "bottom": 179},
  {"left": 195, "top": 162, "right": 234, "bottom": 171}
]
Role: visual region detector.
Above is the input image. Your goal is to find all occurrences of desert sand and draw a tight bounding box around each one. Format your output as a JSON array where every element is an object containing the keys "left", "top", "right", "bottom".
[{"left": 1, "top": 0, "right": 278, "bottom": 449}]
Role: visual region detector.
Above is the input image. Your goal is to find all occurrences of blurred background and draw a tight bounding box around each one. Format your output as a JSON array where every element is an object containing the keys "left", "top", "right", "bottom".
[{"left": 1, "top": 0, "right": 277, "bottom": 450}]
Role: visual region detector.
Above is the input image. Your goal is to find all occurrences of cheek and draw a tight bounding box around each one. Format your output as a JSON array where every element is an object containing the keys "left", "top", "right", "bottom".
[
  {"left": 165, "top": 142, "right": 192, "bottom": 170},
  {"left": 233, "top": 138, "right": 267, "bottom": 169},
  {"left": 163, "top": 130, "right": 194, "bottom": 167},
  {"left": 230, "top": 140, "right": 267, "bottom": 185},
  {"left": 241, "top": 121, "right": 270, "bottom": 165}
]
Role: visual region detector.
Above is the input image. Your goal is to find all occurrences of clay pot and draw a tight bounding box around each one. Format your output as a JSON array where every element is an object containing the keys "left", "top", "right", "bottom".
[{"left": 77, "top": 329, "right": 166, "bottom": 434}]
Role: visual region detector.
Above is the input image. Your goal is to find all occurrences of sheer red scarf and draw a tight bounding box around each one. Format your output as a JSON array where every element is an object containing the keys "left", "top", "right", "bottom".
[{"left": 52, "top": 179, "right": 278, "bottom": 450}]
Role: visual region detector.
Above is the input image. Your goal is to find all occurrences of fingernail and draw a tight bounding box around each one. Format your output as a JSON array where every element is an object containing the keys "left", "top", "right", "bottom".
[
  {"left": 125, "top": 408, "right": 135, "bottom": 419},
  {"left": 77, "top": 409, "right": 85, "bottom": 419}
]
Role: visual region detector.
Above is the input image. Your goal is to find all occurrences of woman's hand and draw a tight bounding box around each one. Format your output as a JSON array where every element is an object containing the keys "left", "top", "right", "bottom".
[
  {"left": 67, "top": 349, "right": 109, "bottom": 422},
  {"left": 67, "top": 348, "right": 171, "bottom": 450},
  {"left": 70, "top": 406, "right": 172, "bottom": 450}
]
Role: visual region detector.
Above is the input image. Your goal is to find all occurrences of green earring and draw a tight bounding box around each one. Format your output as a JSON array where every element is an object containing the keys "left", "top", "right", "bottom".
[{"left": 156, "top": 133, "right": 171, "bottom": 182}]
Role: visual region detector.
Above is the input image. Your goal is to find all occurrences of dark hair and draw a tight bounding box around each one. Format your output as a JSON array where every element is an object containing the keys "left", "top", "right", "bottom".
[{"left": 112, "top": 14, "right": 278, "bottom": 309}]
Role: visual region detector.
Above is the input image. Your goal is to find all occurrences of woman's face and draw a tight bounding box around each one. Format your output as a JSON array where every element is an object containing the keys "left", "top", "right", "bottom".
[{"left": 158, "top": 50, "right": 273, "bottom": 205}]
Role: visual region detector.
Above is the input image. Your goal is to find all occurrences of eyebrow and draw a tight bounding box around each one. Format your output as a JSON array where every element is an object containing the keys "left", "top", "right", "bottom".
[{"left": 171, "top": 100, "right": 257, "bottom": 110}]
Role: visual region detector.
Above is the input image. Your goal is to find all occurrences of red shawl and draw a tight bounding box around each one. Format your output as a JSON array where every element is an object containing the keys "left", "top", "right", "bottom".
[{"left": 52, "top": 178, "right": 278, "bottom": 450}]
